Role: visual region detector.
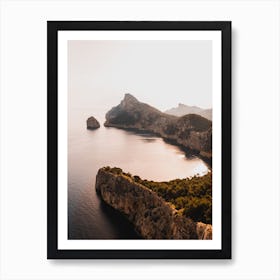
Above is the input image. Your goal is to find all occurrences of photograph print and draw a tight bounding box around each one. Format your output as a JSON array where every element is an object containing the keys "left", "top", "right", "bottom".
[{"left": 47, "top": 21, "right": 231, "bottom": 259}]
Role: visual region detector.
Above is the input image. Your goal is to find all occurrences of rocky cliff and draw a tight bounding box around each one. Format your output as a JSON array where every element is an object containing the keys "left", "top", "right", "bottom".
[
  {"left": 104, "top": 94, "right": 212, "bottom": 161},
  {"left": 95, "top": 167, "right": 212, "bottom": 239},
  {"left": 87, "top": 116, "right": 100, "bottom": 129}
]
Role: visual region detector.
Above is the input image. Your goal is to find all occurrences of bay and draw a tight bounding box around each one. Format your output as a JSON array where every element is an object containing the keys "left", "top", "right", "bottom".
[{"left": 68, "top": 108, "right": 209, "bottom": 239}]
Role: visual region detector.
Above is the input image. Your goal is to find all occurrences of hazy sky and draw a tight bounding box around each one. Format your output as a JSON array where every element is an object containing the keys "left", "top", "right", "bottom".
[{"left": 68, "top": 40, "right": 212, "bottom": 115}]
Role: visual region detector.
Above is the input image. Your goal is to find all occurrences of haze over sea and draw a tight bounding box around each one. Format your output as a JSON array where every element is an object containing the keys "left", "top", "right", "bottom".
[{"left": 68, "top": 108, "right": 209, "bottom": 239}]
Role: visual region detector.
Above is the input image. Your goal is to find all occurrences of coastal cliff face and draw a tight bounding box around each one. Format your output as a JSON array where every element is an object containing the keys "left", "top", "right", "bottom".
[
  {"left": 96, "top": 167, "right": 212, "bottom": 240},
  {"left": 104, "top": 94, "right": 212, "bottom": 160}
]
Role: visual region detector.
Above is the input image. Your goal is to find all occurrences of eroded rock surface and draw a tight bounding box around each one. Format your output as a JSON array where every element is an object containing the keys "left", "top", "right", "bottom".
[{"left": 95, "top": 167, "right": 212, "bottom": 239}]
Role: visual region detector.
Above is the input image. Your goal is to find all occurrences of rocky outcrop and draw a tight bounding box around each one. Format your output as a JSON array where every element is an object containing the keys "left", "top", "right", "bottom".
[
  {"left": 104, "top": 94, "right": 212, "bottom": 161},
  {"left": 95, "top": 167, "right": 212, "bottom": 239},
  {"left": 87, "top": 116, "right": 100, "bottom": 129}
]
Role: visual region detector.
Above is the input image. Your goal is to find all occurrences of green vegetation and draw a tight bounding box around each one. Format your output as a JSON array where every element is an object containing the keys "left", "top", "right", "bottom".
[
  {"left": 140, "top": 173, "right": 212, "bottom": 224},
  {"left": 103, "top": 166, "right": 212, "bottom": 224}
]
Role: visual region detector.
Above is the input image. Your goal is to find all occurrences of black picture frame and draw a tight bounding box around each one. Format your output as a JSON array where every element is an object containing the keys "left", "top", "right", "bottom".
[{"left": 47, "top": 21, "right": 231, "bottom": 259}]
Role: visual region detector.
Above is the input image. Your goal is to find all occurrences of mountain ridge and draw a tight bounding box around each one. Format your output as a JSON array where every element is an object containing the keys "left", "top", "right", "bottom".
[{"left": 165, "top": 103, "right": 212, "bottom": 120}]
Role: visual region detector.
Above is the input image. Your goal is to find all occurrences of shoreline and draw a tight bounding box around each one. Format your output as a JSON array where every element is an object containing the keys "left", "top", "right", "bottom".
[{"left": 104, "top": 124, "right": 212, "bottom": 168}]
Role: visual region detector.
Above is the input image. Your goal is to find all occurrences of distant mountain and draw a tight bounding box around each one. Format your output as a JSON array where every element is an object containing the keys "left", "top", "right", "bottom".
[
  {"left": 165, "top": 103, "right": 212, "bottom": 120},
  {"left": 104, "top": 94, "right": 212, "bottom": 161}
]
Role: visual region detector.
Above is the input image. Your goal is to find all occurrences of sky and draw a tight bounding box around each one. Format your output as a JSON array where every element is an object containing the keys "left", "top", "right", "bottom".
[{"left": 68, "top": 40, "right": 212, "bottom": 116}]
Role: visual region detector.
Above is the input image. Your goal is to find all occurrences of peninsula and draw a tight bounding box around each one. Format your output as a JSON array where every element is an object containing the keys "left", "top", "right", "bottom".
[
  {"left": 104, "top": 94, "right": 212, "bottom": 162},
  {"left": 96, "top": 167, "right": 212, "bottom": 239}
]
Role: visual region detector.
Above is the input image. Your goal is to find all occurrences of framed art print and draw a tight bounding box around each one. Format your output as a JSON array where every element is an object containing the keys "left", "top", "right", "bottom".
[{"left": 47, "top": 21, "right": 231, "bottom": 259}]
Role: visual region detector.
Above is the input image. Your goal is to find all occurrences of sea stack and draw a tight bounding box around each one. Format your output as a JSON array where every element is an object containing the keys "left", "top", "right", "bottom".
[{"left": 87, "top": 116, "right": 100, "bottom": 130}]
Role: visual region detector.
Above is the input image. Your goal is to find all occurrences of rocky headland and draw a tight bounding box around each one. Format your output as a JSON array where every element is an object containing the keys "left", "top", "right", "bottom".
[
  {"left": 87, "top": 116, "right": 100, "bottom": 130},
  {"left": 96, "top": 167, "right": 212, "bottom": 239},
  {"left": 104, "top": 94, "right": 212, "bottom": 162}
]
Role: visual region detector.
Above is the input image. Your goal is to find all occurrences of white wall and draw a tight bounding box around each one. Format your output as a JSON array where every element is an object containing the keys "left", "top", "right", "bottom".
[{"left": 0, "top": 1, "right": 279, "bottom": 279}]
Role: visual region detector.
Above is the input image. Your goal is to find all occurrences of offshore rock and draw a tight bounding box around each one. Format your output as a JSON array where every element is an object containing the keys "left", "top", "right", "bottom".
[{"left": 87, "top": 116, "right": 100, "bottom": 130}]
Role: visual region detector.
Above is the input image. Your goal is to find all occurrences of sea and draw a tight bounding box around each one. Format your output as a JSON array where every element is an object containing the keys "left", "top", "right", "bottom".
[{"left": 68, "top": 108, "right": 209, "bottom": 239}]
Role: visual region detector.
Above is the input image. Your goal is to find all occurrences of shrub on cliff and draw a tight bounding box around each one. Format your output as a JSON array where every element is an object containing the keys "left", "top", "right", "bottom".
[
  {"left": 110, "top": 167, "right": 123, "bottom": 174},
  {"left": 183, "top": 197, "right": 212, "bottom": 224},
  {"left": 140, "top": 172, "right": 212, "bottom": 224}
]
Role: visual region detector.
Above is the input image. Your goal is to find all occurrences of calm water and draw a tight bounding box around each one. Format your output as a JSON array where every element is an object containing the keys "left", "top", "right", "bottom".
[{"left": 68, "top": 108, "right": 209, "bottom": 239}]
